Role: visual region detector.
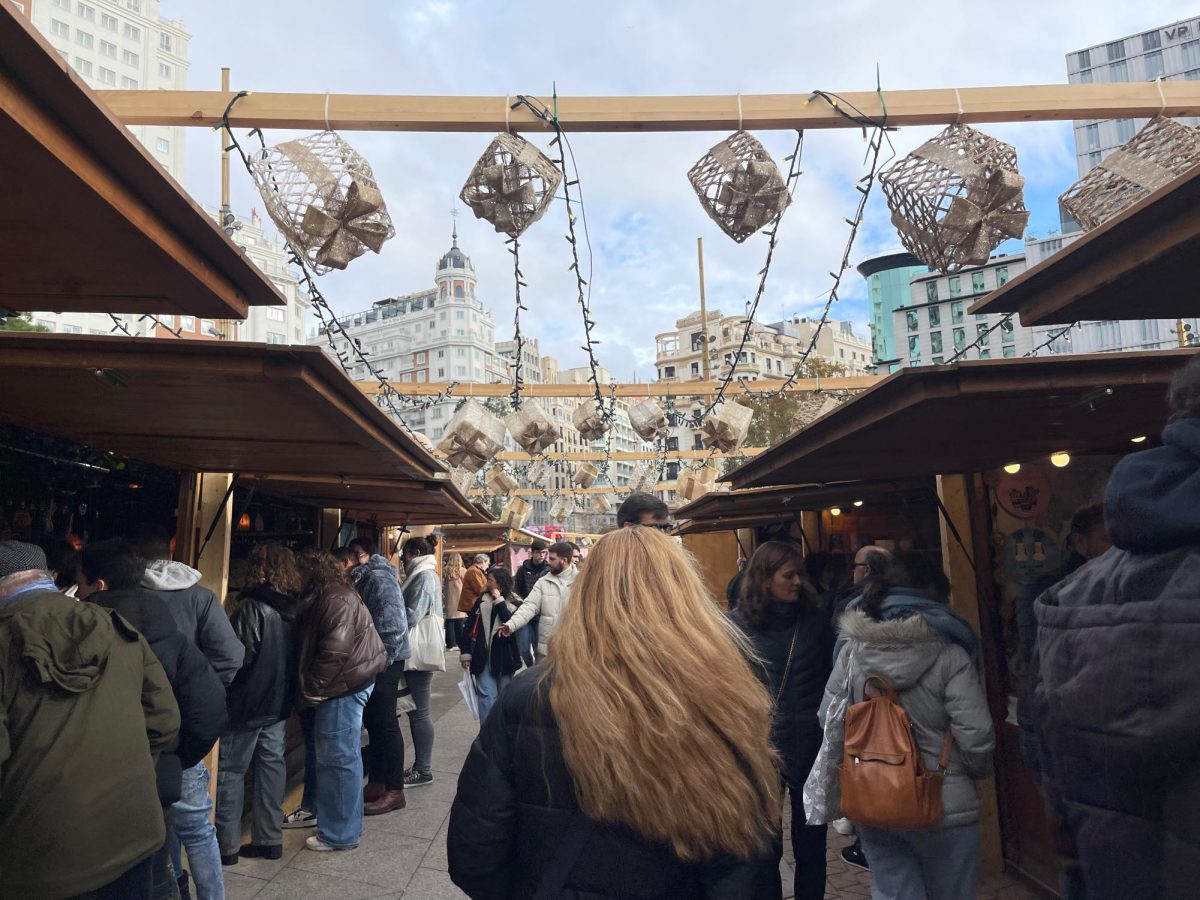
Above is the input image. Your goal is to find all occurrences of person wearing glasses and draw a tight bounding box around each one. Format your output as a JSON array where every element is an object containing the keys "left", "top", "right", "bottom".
[
  {"left": 616, "top": 492, "right": 672, "bottom": 530},
  {"left": 497, "top": 541, "right": 576, "bottom": 660}
]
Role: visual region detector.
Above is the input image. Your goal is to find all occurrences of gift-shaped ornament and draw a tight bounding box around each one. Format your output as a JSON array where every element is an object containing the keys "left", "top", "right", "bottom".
[
  {"left": 676, "top": 465, "right": 718, "bottom": 503},
  {"left": 572, "top": 462, "right": 599, "bottom": 489},
  {"left": 591, "top": 493, "right": 613, "bottom": 514},
  {"left": 525, "top": 460, "right": 552, "bottom": 489},
  {"left": 688, "top": 131, "right": 793, "bottom": 243},
  {"left": 249, "top": 131, "right": 396, "bottom": 274},
  {"left": 700, "top": 401, "right": 753, "bottom": 453},
  {"left": 498, "top": 497, "right": 531, "bottom": 530},
  {"left": 549, "top": 496, "right": 575, "bottom": 523},
  {"left": 879, "top": 124, "right": 1029, "bottom": 274},
  {"left": 628, "top": 398, "right": 671, "bottom": 442},
  {"left": 628, "top": 462, "right": 660, "bottom": 494},
  {"left": 572, "top": 401, "right": 610, "bottom": 441},
  {"left": 505, "top": 404, "right": 561, "bottom": 455},
  {"left": 448, "top": 466, "right": 476, "bottom": 494},
  {"left": 486, "top": 465, "right": 519, "bottom": 496},
  {"left": 436, "top": 400, "right": 506, "bottom": 473},
  {"left": 460, "top": 132, "right": 563, "bottom": 238},
  {"left": 1060, "top": 116, "right": 1200, "bottom": 231}
]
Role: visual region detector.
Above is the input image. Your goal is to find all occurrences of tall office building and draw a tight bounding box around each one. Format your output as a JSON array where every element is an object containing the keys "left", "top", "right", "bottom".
[{"left": 856, "top": 249, "right": 927, "bottom": 369}]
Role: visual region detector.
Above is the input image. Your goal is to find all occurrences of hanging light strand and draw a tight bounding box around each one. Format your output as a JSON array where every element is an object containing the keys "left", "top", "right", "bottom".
[
  {"left": 507, "top": 236, "right": 527, "bottom": 410},
  {"left": 1025, "top": 322, "right": 1079, "bottom": 357}
]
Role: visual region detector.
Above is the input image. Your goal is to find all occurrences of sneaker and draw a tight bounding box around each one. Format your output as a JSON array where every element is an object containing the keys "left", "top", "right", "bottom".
[
  {"left": 282, "top": 807, "right": 317, "bottom": 829},
  {"left": 402, "top": 768, "right": 434, "bottom": 789},
  {"left": 833, "top": 817, "right": 856, "bottom": 836},
  {"left": 306, "top": 835, "right": 356, "bottom": 852},
  {"left": 841, "top": 844, "right": 869, "bottom": 871}
]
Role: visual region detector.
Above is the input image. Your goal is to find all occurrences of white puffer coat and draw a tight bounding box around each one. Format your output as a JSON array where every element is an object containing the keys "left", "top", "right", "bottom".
[{"left": 503, "top": 565, "right": 576, "bottom": 656}]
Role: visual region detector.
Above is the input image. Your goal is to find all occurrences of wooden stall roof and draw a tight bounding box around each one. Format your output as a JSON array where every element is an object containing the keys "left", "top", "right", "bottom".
[
  {"left": 968, "top": 165, "right": 1200, "bottom": 326},
  {"left": 0, "top": 5, "right": 283, "bottom": 318},
  {"left": 726, "top": 351, "right": 1194, "bottom": 490},
  {"left": 672, "top": 480, "right": 935, "bottom": 535},
  {"left": 440, "top": 524, "right": 542, "bottom": 555},
  {"left": 0, "top": 334, "right": 488, "bottom": 525}
]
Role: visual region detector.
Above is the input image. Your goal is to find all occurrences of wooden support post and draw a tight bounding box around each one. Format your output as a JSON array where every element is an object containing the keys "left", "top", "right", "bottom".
[
  {"left": 318, "top": 508, "right": 342, "bottom": 550},
  {"left": 936, "top": 473, "right": 1003, "bottom": 876},
  {"left": 191, "top": 472, "right": 235, "bottom": 605}
]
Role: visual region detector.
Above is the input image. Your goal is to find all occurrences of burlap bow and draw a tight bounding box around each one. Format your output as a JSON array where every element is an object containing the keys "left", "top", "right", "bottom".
[
  {"left": 461, "top": 134, "right": 562, "bottom": 238},
  {"left": 442, "top": 432, "right": 495, "bottom": 472},
  {"left": 573, "top": 409, "right": 609, "bottom": 442},
  {"left": 716, "top": 158, "right": 791, "bottom": 233},
  {"left": 511, "top": 419, "right": 559, "bottom": 454},
  {"left": 701, "top": 418, "right": 742, "bottom": 453},
  {"left": 486, "top": 466, "right": 519, "bottom": 495},
  {"left": 499, "top": 498, "right": 531, "bottom": 529}
]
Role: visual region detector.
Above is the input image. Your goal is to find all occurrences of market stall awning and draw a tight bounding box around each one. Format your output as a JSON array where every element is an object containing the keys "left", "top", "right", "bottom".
[
  {"left": 0, "top": 6, "right": 284, "bottom": 318},
  {"left": 673, "top": 479, "right": 935, "bottom": 535},
  {"left": 967, "top": 165, "right": 1200, "bottom": 326},
  {"left": 726, "top": 351, "right": 1193, "bottom": 490},
  {"left": 440, "top": 524, "right": 542, "bottom": 555},
  {"left": 0, "top": 334, "right": 488, "bottom": 524}
]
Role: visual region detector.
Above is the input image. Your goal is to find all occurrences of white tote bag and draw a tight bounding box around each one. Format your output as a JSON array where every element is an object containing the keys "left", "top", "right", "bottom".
[
  {"left": 406, "top": 613, "right": 447, "bottom": 672},
  {"left": 458, "top": 670, "right": 481, "bottom": 721}
]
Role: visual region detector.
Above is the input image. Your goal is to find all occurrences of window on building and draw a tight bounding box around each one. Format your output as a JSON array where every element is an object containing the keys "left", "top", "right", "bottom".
[
  {"left": 96, "top": 65, "right": 115, "bottom": 84},
  {"left": 908, "top": 335, "right": 920, "bottom": 358},
  {"left": 76, "top": 2, "right": 94, "bottom": 19},
  {"left": 1145, "top": 50, "right": 1165, "bottom": 80},
  {"left": 50, "top": 19, "right": 70, "bottom": 37},
  {"left": 100, "top": 39, "right": 115, "bottom": 57},
  {"left": 427, "top": 321, "right": 435, "bottom": 330},
  {"left": 1184, "top": 41, "right": 1200, "bottom": 69},
  {"left": 839, "top": 348, "right": 845, "bottom": 358},
  {"left": 120, "top": 76, "right": 138, "bottom": 89},
  {"left": 266, "top": 332, "right": 286, "bottom": 345},
  {"left": 1143, "top": 30, "right": 1161, "bottom": 51},
  {"left": 691, "top": 362, "right": 700, "bottom": 375},
  {"left": 417, "top": 371, "right": 427, "bottom": 382},
  {"left": 456, "top": 348, "right": 465, "bottom": 357},
  {"left": 928, "top": 306, "right": 941, "bottom": 328},
  {"left": 127, "top": 0, "right": 140, "bottom": 9},
  {"left": 454, "top": 284, "right": 464, "bottom": 298},
  {"left": 1002, "top": 346, "right": 1017, "bottom": 358},
  {"left": 979, "top": 349, "right": 991, "bottom": 359},
  {"left": 201, "top": 319, "right": 215, "bottom": 334},
  {"left": 36, "top": 319, "right": 57, "bottom": 331},
  {"left": 1077, "top": 49, "right": 1091, "bottom": 69},
  {"left": 1109, "top": 60, "right": 1128, "bottom": 81},
  {"left": 972, "top": 272, "right": 986, "bottom": 293},
  {"left": 160, "top": 32, "right": 172, "bottom": 51},
  {"left": 401, "top": 373, "right": 412, "bottom": 383},
  {"left": 1187, "top": 70, "right": 1200, "bottom": 82},
  {"left": 437, "top": 368, "right": 445, "bottom": 377},
  {"left": 951, "top": 301, "right": 964, "bottom": 324},
  {"left": 159, "top": 62, "right": 171, "bottom": 78},
  {"left": 995, "top": 266, "right": 1009, "bottom": 286},
  {"left": 1105, "top": 40, "right": 1125, "bottom": 61},
  {"left": 693, "top": 433, "right": 705, "bottom": 450},
  {"left": 666, "top": 462, "right": 680, "bottom": 481},
  {"left": 1083, "top": 123, "right": 1100, "bottom": 150},
  {"left": 948, "top": 276, "right": 961, "bottom": 297},
  {"left": 73, "top": 58, "right": 92, "bottom": 76},
  {"left": 75, "top": 30, "right": 93, "bottom": 48},
  {"left": 1115, "top": 118, "right": 1137, "bottom": 144},
  {"left": 52, "top": 0, "right": 69, "bottom": 8},
  {"left": 666, "top": 436, "right": 679, "bottom": 452},
  {"left": 906, "top": 310, "right": 919, "bottom": 332},
  {"left": 181, "top": 315, "right": 195, "bottom": 331},
  {"left": 932, "top": 357, "right": 943, "bottom": 365},
  {"left": 437, "top": 349, "right": 445, "bottom": 358},
  {"left": 1001, "top": 319, "right": 1015, "bottom": 343},
  {"left": 455, "top": 310, "right": 464, "bottom": 319},
  {"left": 1079, "top": 68, "right": 1093, "bottom": 84},
  {"left": 1086, "top": 150, "right": 1102, "bottom": 169},
  {"left": 101, "top": 12, "right": 117, "bottom": 29},
  {"left": 155, "top": 138, "right": 169, "bottom": 152},
  {"left": 925, "top": 281, "right": 938, "bottom": 302},
  {"left": 62, "top": 324, "right": 83, "bottom": 334},
  {"left": 123, "top": 23, "right": 140, "bottom": 40},
  {"left": 265, "top": 306, "right": 285, "bottom": 322},
  {"left": 416, "top": 351, "right": 426, "bottom": 363},
  {"left": 977, "top": 323, "right": 991, "bottom": 346},
  {"left": 930, "top": 332, "right": 943, "bottom": 354},
  {"left": 122, "top": 49, "right": 138, "bottom": 66}
]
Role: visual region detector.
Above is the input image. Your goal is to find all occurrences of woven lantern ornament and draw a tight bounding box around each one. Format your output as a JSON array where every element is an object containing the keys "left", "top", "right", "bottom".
[
  {"left": 677, "top": 465, "right": 718, "bottom": 503},
  {"left": 460, "top": 132, "right": 563, "bottom": 238},
  {"left": 572, "top": 402, "right": 609, "bottom": 442},
  {"left": 591, "top": 493, "right": 613, "bottom": 514},
  {"left": 505, "top": 404, "right": 561, "bottom": 455},
  {"left": 526, "top": 460, "right": 552, "bottom": 490},
  {"left": 435, "top": 400, "right": 506, "bottom": 473},
  {"left": 499, "top": 497, "right": 531, "bottom": 530},
  {"left": 879, "top": 124, "right": 1029, "bottom": 273},
  {"left": 572, "top": 462, "right": 599, "bottom": 489},
  {"left": 701, "top": 401, "right": 753, "bottom": 454},
  {"left": 249, "top": 131, "right": 396, "bottom": 274},
  {"left": 688, "top": 131, "right": 792, "bottom": 243},
  {"left": 550, "top": 496, "right": 575, "bottom": 523},
  {"left": 485, "top": 465, "right": 519, "bottom": 496},
  {"left": 628, "top": 462, "right": 660, "bottom": 495},
  {"left": 628, "top": 398, "right": 671, "bottom": 443},
  {"left": 448, "top": 466, "right": 476, "bottom": 495},
  {"left": 1060, "top": 116, "right": 1200, "bottom": 231}
]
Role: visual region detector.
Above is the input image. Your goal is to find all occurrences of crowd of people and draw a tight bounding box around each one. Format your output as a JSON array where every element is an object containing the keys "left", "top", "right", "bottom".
[{"left": 3, "top": 358, "right": 1199, "bottom": 899}]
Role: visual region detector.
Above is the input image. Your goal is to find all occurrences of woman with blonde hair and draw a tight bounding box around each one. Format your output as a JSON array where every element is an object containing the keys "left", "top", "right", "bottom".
[
  {"left": 443, "top": 552, "right": 467, "bottom": 650},
  {"left": 448, "top": 527, "right": 781, "bottom": 899}
]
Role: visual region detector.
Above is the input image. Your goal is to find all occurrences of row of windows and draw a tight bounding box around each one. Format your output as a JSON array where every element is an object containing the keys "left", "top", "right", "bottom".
[
  {"left": 1077, "top": 39, "right": 1200, "bottom": 76},
  {"left": 70, "top": 57, "right": 138, "bottom": 87},
  {"left": 908, "top": 321, "right": 1015, "bottom": 357},
  {"left": 909, "top": 345, "right": 1016, "bottom": 366},
  {"left": 923, "top": 268, "right": 1006, "bottom": 303}
]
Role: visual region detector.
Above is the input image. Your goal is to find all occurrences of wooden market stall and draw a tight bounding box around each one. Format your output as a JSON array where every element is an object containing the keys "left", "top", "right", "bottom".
[
  {"left": 722, "top": 349, "right": 1193, "bottom": 892},
  {"left": 440, "top": 523, "right": 545, "bottom": 570}
]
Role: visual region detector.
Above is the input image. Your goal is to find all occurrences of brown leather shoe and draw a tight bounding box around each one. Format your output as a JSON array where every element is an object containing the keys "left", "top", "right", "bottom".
[
  {"left": 363, "top": 782, "right": 385, "bottom": 804},
  {"left": 364, "top": 789, "right": 407, "bottom": 816}
]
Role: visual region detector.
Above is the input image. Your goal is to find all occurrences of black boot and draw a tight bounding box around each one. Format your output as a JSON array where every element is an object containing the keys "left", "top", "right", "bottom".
[{"left": 176, "top": 869, "right": 192, "bottom": 900}]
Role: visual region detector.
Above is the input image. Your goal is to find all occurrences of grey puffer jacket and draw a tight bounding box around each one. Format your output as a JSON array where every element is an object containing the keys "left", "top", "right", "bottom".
[
  {"left": 351, "top": 555, "right": 410, "bottom": 664},
  {"left": 822, "top": 609, "right": 994, "bottom": 830}
]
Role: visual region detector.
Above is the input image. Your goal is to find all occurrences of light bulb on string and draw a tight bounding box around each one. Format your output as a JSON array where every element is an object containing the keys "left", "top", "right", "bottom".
[
  {"left": 1050, "top": 451, "right": 1071, "bottom": 468},
  {"left": 1003, "top": 463, "right": 1021, "bottom": 474},
  {"left": 829, "top": 507, "right": 842, "bottom": 517},
  {"left": 853, "top": 500, "right": 864, "bottom": 508},
  {"left": 1131, "top": 436, "right": 1147, "bottom": 444}
]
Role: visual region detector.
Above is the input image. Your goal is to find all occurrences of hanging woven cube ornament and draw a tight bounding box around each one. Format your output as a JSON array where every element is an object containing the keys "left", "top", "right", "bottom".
[
  {"left": 436, "top": 400, "right": 506, "bottom": 473},
  {"left": 688, "top": 131, "right": 793, "bottom": 243},
  {"left": 460, "top": 132, "right": 563, "bottom": 238},
  {"left": 628, "top": 398, "right": 671, "bottom": 443},
  {"left": 448, "top": 466, "right": 476, "bottom": 495},
  {"left": 550, "top": 496, "right": 575, "bottom": 523},
  {"left": 591, "top": 493, "right": 613, "bottom": 514},
  {"left": 498, "top": 497, "right": 531, "bottom": 529},
  {"left": 701, "top": 401, "right": 753, "bottom": 454},
  {"left": 485, "top": 465, "right": 519, "bottom": 496},
  {"left": 249, "top": 131, "right": 396, "bottom": 274},
  {"left": 879, "top": 124, "right": 1029, "bottom": 274},
  {"left": 572, "top": 462, "right": 599, "bottom": 489},
  {"left": 572, "top": 402, "right": 609, "bottom": 442},
  {"left": 676, "top": 465, "right": 718, "bottom": 503},
  {"left": 505, "top": 404, "right": 561, "bottom": 455},
  {"left": 628, "top": 461, "right": 660, "bottom": 495},
  {"left": 1060, "top": 116, "right": 1200, "bottom": 231},
  {"left": 525, "top": 459, "right": 552, "bottom": 490}
]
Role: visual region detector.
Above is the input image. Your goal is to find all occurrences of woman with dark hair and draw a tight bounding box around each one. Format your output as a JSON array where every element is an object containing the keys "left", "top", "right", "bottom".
[
  {"left": 459, "top": 566, "right": 522, "bottom": 723},
  {"left": 216, "top": 542, "right": 303, "bottom": 866},
  {"left": 728, "top": 541, "right": 835, "bottom": 900},
  {"left": 817, "top": 551, "right": 993, "bottom": 900}
]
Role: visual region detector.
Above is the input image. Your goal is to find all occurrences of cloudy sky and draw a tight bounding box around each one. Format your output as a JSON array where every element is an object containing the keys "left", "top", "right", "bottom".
[{"left": 167, "top": 0, "right": 1186, "bottom": 378}]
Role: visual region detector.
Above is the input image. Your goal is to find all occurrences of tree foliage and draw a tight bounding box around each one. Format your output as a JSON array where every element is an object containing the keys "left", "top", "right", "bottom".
[
  {"left": 0, "top": 314, "right": 49, "bottom": 333},
  {"left": 741, "top": 358, "right": 848, "bottom": 448}
]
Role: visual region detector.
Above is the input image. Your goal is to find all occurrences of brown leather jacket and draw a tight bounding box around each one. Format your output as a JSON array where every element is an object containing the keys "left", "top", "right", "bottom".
[
  {"left": 297, "top": 583, "right": 386, "bottom": 707},
  {"left": 460, "top": 565, "right": 487, "bottom": 615}
]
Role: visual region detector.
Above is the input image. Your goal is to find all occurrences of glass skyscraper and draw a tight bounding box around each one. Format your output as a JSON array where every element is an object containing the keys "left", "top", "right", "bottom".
[{"left": 856, "top": 249, "right": 926, "bottom": 369}]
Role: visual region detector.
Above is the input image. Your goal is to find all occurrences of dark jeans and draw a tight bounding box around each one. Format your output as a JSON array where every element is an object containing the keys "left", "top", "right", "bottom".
[
  {"left": 778, "top": 776, "right": 827, "bottom": 900},
  {"left": 70, "top": 852, "right": 155, "bottom": 899},
  {"left": 518, "top": 615, "right": 540, "bottom": 667},
  {"left": 363, "top": 660, "right": 407, "bottom": 789},
  {"left": 403, "top": 669, "right": 435, "bottom": 773},
  {"left": 445, "top": 617, "right": 467, "bottom": 649}
]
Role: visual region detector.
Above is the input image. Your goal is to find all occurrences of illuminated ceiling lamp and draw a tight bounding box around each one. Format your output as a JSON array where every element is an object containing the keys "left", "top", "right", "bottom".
[
  {"left": 237, "top": 512, "right": 252, "bottom": 531},
  {"left": 1050, "top": 451, "right": 1071, "bottom": 468},
  {"left": 1003, "top": 463, "right": 1021, "bottom": 474},
  {"left": 1130, "top": 435, "right": 1148, "bottom": 444},
  {"left": 853, "top": 500, "right": 864, "bottom": 507},
  {"left": 829, "top": 507, "right": 842, "bottom": 517}
]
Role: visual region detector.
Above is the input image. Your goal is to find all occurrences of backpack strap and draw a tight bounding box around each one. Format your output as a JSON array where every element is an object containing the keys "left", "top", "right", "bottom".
[
  {"left": 533, "top": 811, "right": 596, "bottom": 900},
  {"left": 936, "top": 732, "right": 955, "bottom": 774}
]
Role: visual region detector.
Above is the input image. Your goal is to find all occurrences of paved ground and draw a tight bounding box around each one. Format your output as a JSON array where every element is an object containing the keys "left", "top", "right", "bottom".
[{"left": 218, "top": 658, "right": 1039, "bottom": 899}]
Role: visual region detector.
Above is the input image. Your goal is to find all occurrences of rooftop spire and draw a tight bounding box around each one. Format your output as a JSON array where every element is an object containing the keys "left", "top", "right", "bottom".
[{"left": 451, "top": 206, "right": 459, "bottom": 247}]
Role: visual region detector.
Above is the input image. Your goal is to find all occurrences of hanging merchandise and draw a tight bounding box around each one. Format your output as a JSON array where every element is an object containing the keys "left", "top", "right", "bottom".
[
  {"left": 628, "top": 398, "right": 671, "bottom": 442},
  {"left": 505, "top": 404, "right": 561, "bottom": 455},
  {"left": 879, "top": 124, "right": 1029, "bottom": 273},
  {"left": 498, "top": 497, "right": 532, "bottom": 529},
  {"left": 549, "top": 496, "right": 575, "bottom": 523},
  {"left": 572, "top": 462, "right": 599, "bottom": 489},
  {"left": 436, "top": 400, "right": 507, "bottom": 473},
  {"left": 249, "top": 131, "right": 395, "bottom": 274},
  {"left": 1060, "top": 116, "right": 1200, "bottom": 231},
  {"left": 526, "top": 459, "right": 552, "bottom": 490},
  {"left": 676, "top": 465, "right": 718, "bottom": 503},
  {"left": 460, "top": 132, "right": 563, "bottom": 238},
  {"left": 688, "top": 131, "right": 793, "bottom": 243},
  {"left": 572, "top": 401, "right": 610, "bottom": 442},
  {"left": 448, "top": 466, "right": 476, "bottom": 494},
  {"left": 591, "top": 493, "right": 613, "bottom": 514},
  {"left": 485, "top": 465, "right": 519, "bottom": 496},
  {"left": 628, "top": 461, "right": 660, "bottom": 494},
  {"left": 700, "top": 401, "right": 754, "bottom": 453}
]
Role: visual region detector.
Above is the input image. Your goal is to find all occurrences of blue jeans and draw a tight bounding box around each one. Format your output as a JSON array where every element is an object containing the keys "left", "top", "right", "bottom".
[
  {"left": 314, "top": 684, "right": 373, "bottom": 848},
  {"left": 475, "top": 668, "right": 513, "bottom": 724},
  {"left": 518, "top": 615, "right": 540, "bottom": 667},
  {"left": 168, "top": 762, "right": 224, "bottom": 900},
  {"left": 858, "top": 822, "right": 980, "bottom": 900},
  {"left": 215, "top": 720, "right": 287, "bottom": 855}
]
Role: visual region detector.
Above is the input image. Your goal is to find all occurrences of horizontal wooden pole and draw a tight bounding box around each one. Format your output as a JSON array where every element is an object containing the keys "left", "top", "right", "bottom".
[
  {"left": 468, "top": 482, "right": 725, "bottom": 497},
  {"left": 95, "top": 83, "right": 1200, "bottom": 132},
  {"left": 358, "top": 377, "right": 878, "bottom": 399},
  {"left": 492, "top": 448, "right": 763, "bottom": 462}
]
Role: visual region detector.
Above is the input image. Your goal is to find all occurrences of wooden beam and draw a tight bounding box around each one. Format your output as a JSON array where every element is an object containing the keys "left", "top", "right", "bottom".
[
  {"left": 493, "top": 448, "right": 765, "bottom": 462},
  {"left": 96, "top": 83, "right": 1200, "bottom": 131},
  {"left": 468, "top": 482, "right": 718, "bottom": 497},
  {"left": 357, "top": 377, "right": 879, "bottom": 399}
]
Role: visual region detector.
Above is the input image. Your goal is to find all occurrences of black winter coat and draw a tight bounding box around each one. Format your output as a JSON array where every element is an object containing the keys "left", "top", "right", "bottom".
[
  {"left": 94, "top": 588, "right": 229, "bottom": 804},
  {"left": 227, "top": 585, "right": 298, "bottom": 729},
  {"left": 728, "top": 596, "right": 834, "bottom": 783},
  {"left": 448, "top": 672, "right": 779, "bottom": 900},
  {"left": 459, "top": 593, "right": 521, "bottom": 678},
  {"left": 514, "top": 558, "right": 550, "bottom": 600}
]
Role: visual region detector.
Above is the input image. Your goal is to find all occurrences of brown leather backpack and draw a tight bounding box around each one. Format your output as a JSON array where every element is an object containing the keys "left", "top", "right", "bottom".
[{"left": 839, "top": 673, "right": 954, "bottom": 830}]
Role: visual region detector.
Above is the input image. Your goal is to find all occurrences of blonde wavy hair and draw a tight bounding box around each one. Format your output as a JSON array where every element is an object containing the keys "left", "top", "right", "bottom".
[
  {"left": 544, "top": 527, "right": 780, "bottom": 861},
  {"left": 444, "top": 552, "right": 465, "bottom": 580}
]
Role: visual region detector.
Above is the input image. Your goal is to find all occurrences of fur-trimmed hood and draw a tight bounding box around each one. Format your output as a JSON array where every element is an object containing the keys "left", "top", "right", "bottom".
[{"left": 837, "top": 609, "right": 944, "bottom": 692}]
